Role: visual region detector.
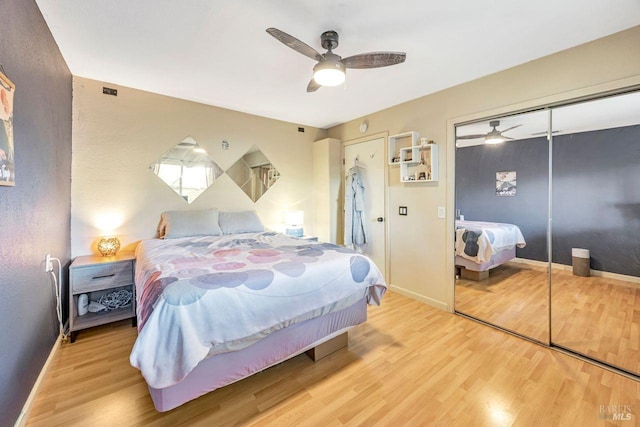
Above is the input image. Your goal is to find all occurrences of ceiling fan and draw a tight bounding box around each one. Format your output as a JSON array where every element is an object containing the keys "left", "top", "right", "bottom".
[
  {"left": 266, "top": 28, "right": 406, "bottom": 92},
  {"left": 456, "top": 120, "right": 522, "bottom": 144}
]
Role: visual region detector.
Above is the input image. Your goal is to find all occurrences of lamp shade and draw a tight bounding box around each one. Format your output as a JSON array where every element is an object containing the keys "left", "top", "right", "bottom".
[
  {"left": 97, "top": 236, "right": 121, "bottom": 257},
  {"left": 284, "top": 210, "right": 304, "bottom": 226},
  {"left": 313, "top": 58, "right": 346, "bottom": 87},
  {"left": 284, "top": 210, "right": 304, "bottom": 237}
]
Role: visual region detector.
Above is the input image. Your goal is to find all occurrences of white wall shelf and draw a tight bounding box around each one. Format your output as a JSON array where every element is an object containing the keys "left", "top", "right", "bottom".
[
  {"left": 389, "top": 131, "right": 439, "bottom": 183},
  {"left": 388, "top": 131, "right": 418, "bottom": 165}
]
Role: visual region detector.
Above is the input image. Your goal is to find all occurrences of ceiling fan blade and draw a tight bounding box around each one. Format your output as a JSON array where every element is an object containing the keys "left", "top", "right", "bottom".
[
  {"left": 343, "top": 52, "right": 406, "bottom": 69},
  {"left": 456, "top": 134, "right": 486, "bottom": 140},
  {"left": 498, "top": 124, "right": 523, "bottom": 134},
  {"left": 266, "top": 28, "right": 323, "bottom": 61},
  {"left": 531, "top": 130, "right": 560, "bottom": 136},
  {"left": 503, "top": 136, "right": 515, "bottom": 140},
  {"left": 307, "top": 79, "right": 321, "bottom": 92}
]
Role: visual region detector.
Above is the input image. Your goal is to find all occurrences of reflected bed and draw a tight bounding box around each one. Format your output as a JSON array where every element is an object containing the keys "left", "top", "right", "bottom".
[{"left": 455, "top": 220, "right": 526, "bottom": 279}]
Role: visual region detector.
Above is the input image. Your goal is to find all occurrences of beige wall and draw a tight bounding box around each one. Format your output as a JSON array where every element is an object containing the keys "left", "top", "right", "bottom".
[
  {"left": 71, "top": 77, "right": 326, "bottom": 256},
  {"left": 327, "top": 26, "right": 640, "bottom": 311},
  {"left": 313, "top": 138, "right": 342, "bottom": 244}
]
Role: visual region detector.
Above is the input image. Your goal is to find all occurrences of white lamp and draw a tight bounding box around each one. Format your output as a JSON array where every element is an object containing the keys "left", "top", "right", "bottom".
[
  {"left": 313, "top": 57, "right": 346, "bottom": 87},
  {"left": 284, "top": 210, "right": 304, "bottom": 237}
]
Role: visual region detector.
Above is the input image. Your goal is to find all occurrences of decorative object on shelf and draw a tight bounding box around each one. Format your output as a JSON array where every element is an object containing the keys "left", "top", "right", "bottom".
[
  {"left": 389, "top": 131, "right": 439, "bottom": 183},
  {"left": 284, "top": 210, "right": 304, "bottom": 237},
  {"left": 97, "top": 236, "right": 121, "bottom": 256},
  {"left": 98, "top": 289, "right": 133, "bottom": 311},
  {"left": 359, "top": 120, "right": 368, "bottom": 133},
  {"left": 88, "top": 301, "right": 107, "bottom": 313},
  {"left": 78, "top": 294, "right": 89, "bottom": 316},
  {"left": 0, "top": 66, "right": 15, "bottom": 187}
]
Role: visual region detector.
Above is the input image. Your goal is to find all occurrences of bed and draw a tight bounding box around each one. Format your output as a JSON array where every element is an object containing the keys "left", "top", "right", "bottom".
[
  {"left": 455, "top": 220, "right": 526, "bottom": 280},
  {"left": 129, "top": 210, "right": 386, "bottom": 411}
]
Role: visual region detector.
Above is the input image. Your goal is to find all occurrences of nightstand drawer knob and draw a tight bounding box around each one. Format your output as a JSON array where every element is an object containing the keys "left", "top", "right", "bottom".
[{"left": 92, "top": 273, "right": 116, "bottom": 280}]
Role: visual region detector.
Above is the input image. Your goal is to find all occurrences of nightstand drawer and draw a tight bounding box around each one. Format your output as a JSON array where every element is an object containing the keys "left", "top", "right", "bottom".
[{"left": 71, "top": 262, "right": 133, "bottom": 294}]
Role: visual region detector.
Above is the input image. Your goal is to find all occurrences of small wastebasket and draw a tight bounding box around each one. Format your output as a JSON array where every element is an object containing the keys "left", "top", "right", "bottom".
[{"left": 572, "top": 248, "right": 590, "bottom": 277}]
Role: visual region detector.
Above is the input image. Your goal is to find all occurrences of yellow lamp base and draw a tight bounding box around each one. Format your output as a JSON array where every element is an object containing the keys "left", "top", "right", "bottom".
[{"left": 97, "top": 237, "right": 120, "bottom": 257}]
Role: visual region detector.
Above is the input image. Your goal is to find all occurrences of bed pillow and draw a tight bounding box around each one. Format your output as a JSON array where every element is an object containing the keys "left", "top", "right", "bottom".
[
  {"left": 157, "top": 209, "right": 223, "bottom": 239},
  {"left": 218, "top": 210, "right": 265, "bottom": 234}
]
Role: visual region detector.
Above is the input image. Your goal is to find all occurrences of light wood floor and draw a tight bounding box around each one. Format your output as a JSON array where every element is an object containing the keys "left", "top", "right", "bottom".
[
  {"left": 552, "top": 269, "right": 640, "bottom": 375},
  {"left": 455, "top": 262, "right": 550, "bottom": 343},
  {"left": 456, "top": 261, "right": 640, "bottom": 376},
  {"left": 27, "top": 291, "right": 639, "bottom": 426}
]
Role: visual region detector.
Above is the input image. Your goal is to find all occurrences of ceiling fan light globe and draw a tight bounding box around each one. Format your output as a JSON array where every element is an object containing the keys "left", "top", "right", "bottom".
[
  {"left": 313, "top": 69, "right": 345, "bottom": 86},
  {"left": 485, "top": 136, "right": 505, "bottom": 144},
  {"left": 313, "top": 60, "right": 346, "bottom": 86}
]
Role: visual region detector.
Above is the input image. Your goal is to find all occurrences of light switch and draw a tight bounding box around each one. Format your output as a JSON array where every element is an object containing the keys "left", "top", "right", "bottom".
[
  {"left": 399, "top": 206, "right": 408, "bottom": 216},
  {"left": 437, "top": 206, "right": 445, "bottom": 218}
]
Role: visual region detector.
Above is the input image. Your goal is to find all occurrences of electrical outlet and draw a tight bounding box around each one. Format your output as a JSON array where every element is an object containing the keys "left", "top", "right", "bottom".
[{"left": 44, "top": 253, "right": 53, "bottom": 272}]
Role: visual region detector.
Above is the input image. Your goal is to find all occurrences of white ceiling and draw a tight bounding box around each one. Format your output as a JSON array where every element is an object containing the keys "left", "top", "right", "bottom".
[{"left": 36, "top": 0, "right": 640, "bottom": 129}]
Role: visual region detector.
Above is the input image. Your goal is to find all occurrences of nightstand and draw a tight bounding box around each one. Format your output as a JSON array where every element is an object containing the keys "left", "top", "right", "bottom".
[{"left": 68, "top": 252, "right": 136, "bottom": 343}]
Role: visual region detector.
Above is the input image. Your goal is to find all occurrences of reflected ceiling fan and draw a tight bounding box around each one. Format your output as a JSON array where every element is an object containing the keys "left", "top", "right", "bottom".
[
  {"left": 266, "top": 27, "right": 406, "bottom": 92},
  {"left": 457, "top": 120, "right": 522, "bottom": 144}
]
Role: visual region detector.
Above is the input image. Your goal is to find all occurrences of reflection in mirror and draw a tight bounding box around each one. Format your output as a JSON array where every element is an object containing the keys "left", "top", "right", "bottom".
[
  {"left": 227, "top": 145, "right": 280, "bottom": 202},
  {"left": 454, "top": 110, "right": 550, "bottom": 344},
  {"left": 550, "top": 91, "right": 640, "bottom": 375},
  {"left": 150, "top": 137, "right": 223, "bottom": 203}
]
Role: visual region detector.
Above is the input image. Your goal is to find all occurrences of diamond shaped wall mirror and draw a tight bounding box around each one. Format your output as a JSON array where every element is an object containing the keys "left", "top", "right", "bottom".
[
  {"left": 227, "top": 145, "right": 280, "bottom": 202},
  {"left": 150, "top": 137, "right": 223, "bottom": 203}
]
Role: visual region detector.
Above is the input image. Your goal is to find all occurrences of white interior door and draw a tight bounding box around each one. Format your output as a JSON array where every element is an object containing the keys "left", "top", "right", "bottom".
[{"left": 344, "top": 137, "right": 387, "bottom": 279}]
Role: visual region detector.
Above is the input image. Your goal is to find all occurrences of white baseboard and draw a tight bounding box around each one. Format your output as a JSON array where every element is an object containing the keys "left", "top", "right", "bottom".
[
  {"left": 510, "top": 258, "right": 640, "bottom": 286},
  {"left": 388, "top": 284, "right": 450, "bottom": 312},
  {"left": 14, "top": 335, "right": 61, "bottom": 427}
]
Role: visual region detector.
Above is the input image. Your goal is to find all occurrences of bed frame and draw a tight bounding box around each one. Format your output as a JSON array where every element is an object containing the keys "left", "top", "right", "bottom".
[
  {"left": 456, "top": 246, "right": 516, "bottom": 281},
  {"left": 147, "top": 298, "right": 367, "bottom": 411}
]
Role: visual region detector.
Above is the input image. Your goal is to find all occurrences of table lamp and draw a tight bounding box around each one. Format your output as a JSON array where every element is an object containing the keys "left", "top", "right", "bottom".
[
  {"left": 97, "top": 236, "right": 121, "bottom": 257},
  {"left": 284, "top": 210, "right": 304, "bottom": 237}
]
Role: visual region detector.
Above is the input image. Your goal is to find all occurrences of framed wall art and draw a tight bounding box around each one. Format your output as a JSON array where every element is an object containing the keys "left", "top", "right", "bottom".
[
  {"left": 0, "top": 70, "right": 15, "bottom": 186},
  {"left": 496, "top": 171, "right": 516, "bottom": 196}
]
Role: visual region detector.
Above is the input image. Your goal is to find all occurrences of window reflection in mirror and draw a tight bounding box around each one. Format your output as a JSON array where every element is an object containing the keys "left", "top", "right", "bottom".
[
  {"left": 150, "top": 137, "right": 223, "bottom": 203},
  {"left": 227, "top": 145, "right": 280, "bottom": 202}
]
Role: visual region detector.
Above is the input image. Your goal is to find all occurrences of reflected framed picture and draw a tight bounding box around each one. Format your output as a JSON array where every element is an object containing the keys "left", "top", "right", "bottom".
[
  {"left": 496, "top": 171, "right": 516, "bottom": 196},
  {"left": 0, "top": 70, "right": 15, "bottom": 186}
]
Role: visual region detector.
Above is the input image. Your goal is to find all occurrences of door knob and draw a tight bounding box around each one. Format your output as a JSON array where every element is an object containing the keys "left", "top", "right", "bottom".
[{"left": 377, "top": 217, "right": 384, "bottom": 222}]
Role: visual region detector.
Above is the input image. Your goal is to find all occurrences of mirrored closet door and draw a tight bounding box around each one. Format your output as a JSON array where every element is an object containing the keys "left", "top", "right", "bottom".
[
  {"left": 550, "top": 91, "right": 640, "bottom": 376},
  {"left": 455, "top": 89, "right": 640, "bottom": 376},
  {"left": 454, "top": 110, "right": 551, "bottom": 344}
]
